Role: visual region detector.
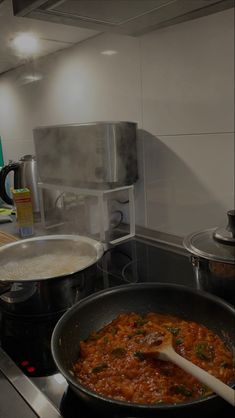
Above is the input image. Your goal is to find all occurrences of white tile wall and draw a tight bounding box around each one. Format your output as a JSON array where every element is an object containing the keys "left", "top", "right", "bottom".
[
  {"left": 0, "top": 76, "right": 35, "bottom": 141},
  {"left": 0, "top": 9, "right": 234, "bottom": 237},
  {"left": 1, "top": 139, "right": 35, "bottom": 163},
  {"left": 27, "top": 33, "right": 142, "bottom": 127},
  {"left": 137, "top": 8, "right": 234, "bottom": 235},
  {"left": 0, "top": 32, "right": 142, "bottom": 146},
  {"left": 141, "top": 9, "right": 234, "bottom": 136},
  {"left": 142, "top": 132, "right": 234, "bottom": 235}
]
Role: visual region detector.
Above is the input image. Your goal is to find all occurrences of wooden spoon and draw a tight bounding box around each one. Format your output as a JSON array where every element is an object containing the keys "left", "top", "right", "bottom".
[{"left": 140, "top": 329, "right": 235, "bottom": 407}]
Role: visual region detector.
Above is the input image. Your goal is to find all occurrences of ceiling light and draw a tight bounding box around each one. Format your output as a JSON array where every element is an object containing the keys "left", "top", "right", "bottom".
[
  {"left": 101, "top": 50, "right": 118, "bottom": 56},
  {"left": 21, "top": 74, "right": 43, "bottom": 84},
  {"left": 11, "top": 33, "right": 40, "bottom": 57}
]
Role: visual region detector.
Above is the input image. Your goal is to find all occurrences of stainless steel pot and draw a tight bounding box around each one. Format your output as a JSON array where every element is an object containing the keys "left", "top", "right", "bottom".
[
  {"left": 0, "top": 235, "right": 104, "bottom": 316},
  {"left": 0, "top": 155, "right": 61, "bottom": 218},
  {"left": 183, "top": 210, "right": 235, "bottom": 305}
]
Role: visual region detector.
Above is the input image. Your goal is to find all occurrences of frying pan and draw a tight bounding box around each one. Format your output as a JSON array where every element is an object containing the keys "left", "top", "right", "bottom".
[{"left": 51, "top": 283, "right": 235, "bottom": 417}]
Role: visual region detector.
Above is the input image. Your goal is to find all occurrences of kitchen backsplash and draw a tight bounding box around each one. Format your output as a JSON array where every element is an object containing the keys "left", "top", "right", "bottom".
[{"left": 0, "top": 9, "right": 234, "bottom": 237}]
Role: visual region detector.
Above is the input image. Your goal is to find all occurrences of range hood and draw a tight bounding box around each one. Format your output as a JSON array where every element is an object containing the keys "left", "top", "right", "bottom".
[{"left": 12, "top": 0, "right": 234, "bottom": 36}]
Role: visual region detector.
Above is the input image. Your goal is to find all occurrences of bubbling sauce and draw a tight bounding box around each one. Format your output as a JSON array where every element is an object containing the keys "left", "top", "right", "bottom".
[{"left": 73, "top": 312, "right": 234, "bottom": 405}]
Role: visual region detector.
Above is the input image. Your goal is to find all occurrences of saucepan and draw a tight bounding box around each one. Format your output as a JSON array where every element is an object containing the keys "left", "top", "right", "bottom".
[
  {"left": 0, "top": 235, "right": 104, "bottom": 316},
  {"left": 51, "top": 283, "right": 235, "bottom": 417},
  {"left": 184, "top": 210, "right": 235, "bottom": 306}
]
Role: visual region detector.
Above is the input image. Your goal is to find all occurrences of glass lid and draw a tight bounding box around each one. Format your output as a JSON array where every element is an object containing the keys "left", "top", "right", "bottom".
[{"left": 183, "top": 210, "right": 235, "bottom": 264}]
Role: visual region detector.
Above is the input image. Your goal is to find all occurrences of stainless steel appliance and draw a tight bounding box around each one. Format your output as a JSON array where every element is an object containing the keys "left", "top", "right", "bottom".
[
  {"left": 33, "top": 122, "right": 138, "bottom": 188},
  {"left": 0, "top": 155, "right": 40, "bottom": 212}
]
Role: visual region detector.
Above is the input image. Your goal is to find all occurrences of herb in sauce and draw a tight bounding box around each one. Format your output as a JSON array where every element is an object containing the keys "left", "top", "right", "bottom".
[
  {"left": 92, "top": 363, "right": 108, "bottom": 373},
  {"left": 195, "top": 342, "right": 215, "bottom": 361},
  {"left": 111, "top": 347, "right": 127, "bottom": 358},
  {"left": 171, "top": 384, "right": 193, "bottom": 397},
  {"left": 166, "top": 326, "right": 180, "bottom": 336},
  {"left": 134, "top": 329, "right": 146, "bottom": 336},
  {"left": 133, "top": 351, "right": 145, "bottom": 361},
  {"left": 110, "top": 327, "right": 117, "bottom": 336},
  {"left": 220, "top": 361, "right": 230, "bottom": 368},
  {"left": 134, "top": 318, "right": 148, "bottom": 327},
  {"left": 175, "top": 338, "right": 183, "bottom": 345}
]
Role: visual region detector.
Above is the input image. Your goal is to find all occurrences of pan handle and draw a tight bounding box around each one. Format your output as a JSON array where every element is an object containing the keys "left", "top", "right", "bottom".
[{"left": 0, "top": 282, "right": 12, "bottom": 296}]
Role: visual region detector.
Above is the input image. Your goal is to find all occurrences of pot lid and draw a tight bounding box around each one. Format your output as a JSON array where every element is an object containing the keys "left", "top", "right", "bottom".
[{"left": 183, "top": 210, "right": 235, "bottom": 264}]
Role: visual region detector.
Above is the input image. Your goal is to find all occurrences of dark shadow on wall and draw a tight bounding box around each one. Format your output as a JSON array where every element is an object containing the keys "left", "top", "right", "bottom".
[{"left": 135, "top": 129, "right": 230, "bottom": 236}]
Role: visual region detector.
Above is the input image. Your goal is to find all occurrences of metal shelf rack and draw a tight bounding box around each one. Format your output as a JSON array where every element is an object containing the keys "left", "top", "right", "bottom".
[{"left": 38, "top": 182, "right": 135, "bottom": 245}]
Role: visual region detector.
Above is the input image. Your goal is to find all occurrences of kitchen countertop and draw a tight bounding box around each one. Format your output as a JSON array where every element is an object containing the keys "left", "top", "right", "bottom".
[
  {"left": 0, "top": 213, "right": 186, "bottom": 256},
  {"left": 0, "top": 215, "right": 19, "bottom": 237},
  {"left": 0, "top": 215, "right": 81, "bottom": 240}
]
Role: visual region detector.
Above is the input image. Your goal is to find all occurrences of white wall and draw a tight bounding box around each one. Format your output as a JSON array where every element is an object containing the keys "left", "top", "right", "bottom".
[
  {"left": 0, "top": 9, "right": 234, "bottom": 237},
  {"left": 138, "top": 9, "right": 234, "bottom": 234}
]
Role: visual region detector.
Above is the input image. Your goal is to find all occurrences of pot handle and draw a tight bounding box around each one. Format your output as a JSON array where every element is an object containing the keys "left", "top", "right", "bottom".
[
  {"left": 0, "top": 282, "right": 12, "bottom": 296},
  {"left": 191, "top": 256, "right": 199, "bottom": 267},
  {"left": 0, "top": 162, "right": 21, "bottom": 205}
]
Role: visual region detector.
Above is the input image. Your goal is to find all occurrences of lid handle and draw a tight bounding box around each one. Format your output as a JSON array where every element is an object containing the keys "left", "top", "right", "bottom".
[
  {"left": 227, "top": 210, "right": 235, "bottom": 237},
  {"left": 213, "top": 210, "right": 235, "bottom": 245}
]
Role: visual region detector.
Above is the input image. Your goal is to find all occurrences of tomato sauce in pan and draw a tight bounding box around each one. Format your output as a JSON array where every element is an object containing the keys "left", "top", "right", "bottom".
[{"left": 73, "top": 313, "right": 235, "bottom": 405}]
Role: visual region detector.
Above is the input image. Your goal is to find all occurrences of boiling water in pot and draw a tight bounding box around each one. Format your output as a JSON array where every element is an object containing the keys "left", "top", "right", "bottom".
[
  {"left": 0, "top": 252, "right": 93, "bottom": 281},
  {"left": 0, "top": 235, "right": 104, "bottom": 283}
]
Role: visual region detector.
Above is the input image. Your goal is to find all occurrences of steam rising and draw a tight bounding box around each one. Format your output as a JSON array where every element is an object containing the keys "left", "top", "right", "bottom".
[
  {"left": 33, "top": 122, "right": 138, "bottom": 238},
  {"left": 33, "top": 122, "right": 138, "bottom": 188}
]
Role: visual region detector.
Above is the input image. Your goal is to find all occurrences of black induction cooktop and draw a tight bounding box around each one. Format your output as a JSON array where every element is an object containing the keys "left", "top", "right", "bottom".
[{"left": 0, "top": 237, "right": 234, "bottom": 418}]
